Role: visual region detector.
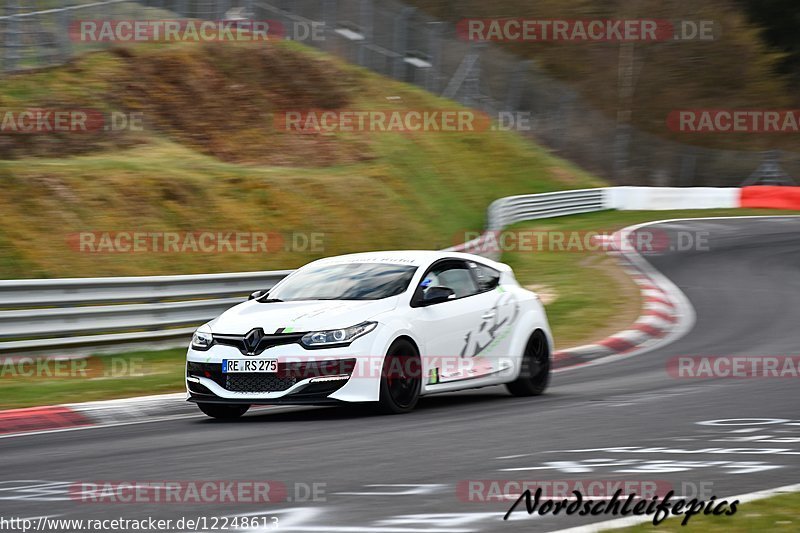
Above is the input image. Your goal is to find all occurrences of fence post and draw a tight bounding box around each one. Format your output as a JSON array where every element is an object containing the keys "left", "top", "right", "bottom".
[
  {"left": 505, "top": 60, "right": 531, "bottom": 112},
  {"left": 427, "top": 21, "right": 443, "bottom": 93},
  {"left": 357, "top": 0, "right": 372, "bottom": 68},
  {"left": 175, "top": 0, "right": 187, "bottom": 17},
  {"left": 555, "top": 90, "right": 575, "bottom": 153},
  {"left": 392, "top": 6, "right": 414, "bottom": 80},
  {"left": 218, "top": 0, "right": 230, "bottom": 19},
  {"left": 462, "top": 42, "right": 484, "bottom": 107},
  {"left": 59, "top": 2, "right": 72, "bottom": 63},
  {"left": 4, "top": 0, "right": 21, "bottom": 73},
  {"left": 613, "top": 123, "right": 631, "bottom": 182},
  {"left": 322, "top": 0, "right": 337, "bottom": 52},
  {"left": 679, "top": 147, "right": 697, "bottom": 186},
  {"left": 613, "top": 43, "right": 635, "bottom": 182}
]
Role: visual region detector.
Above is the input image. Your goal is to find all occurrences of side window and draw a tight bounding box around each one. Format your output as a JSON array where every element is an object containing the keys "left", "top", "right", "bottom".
[
  {"left": 468, "top": 261, "right": 501, "bottom": 292},
  {"left": 418, "top": 260, "right": 479, "bottom": 299}
]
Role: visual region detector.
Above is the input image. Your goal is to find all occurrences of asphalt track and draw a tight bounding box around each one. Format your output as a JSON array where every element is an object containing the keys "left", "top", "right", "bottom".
[{"left": 2, "top": 217, "right": 800, "bottom": 532}]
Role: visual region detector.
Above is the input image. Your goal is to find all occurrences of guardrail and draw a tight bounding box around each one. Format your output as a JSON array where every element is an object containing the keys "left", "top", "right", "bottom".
[
  {"left": 7, "top": 185, "right": 754, "bottom": 356},
  {"left": 0, "top": 271, "right": 291, "bottom": 354},
  {"left": 486, "top": 188, "right": 609, "bottom": 230},
  {"left": 447, "top": 188, "right": 610, "bottom": 258}
]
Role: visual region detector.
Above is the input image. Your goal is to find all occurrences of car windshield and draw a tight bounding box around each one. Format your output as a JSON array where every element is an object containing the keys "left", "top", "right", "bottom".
[{"left": 266, "top": 262, "right": 418, "bottom": 301}]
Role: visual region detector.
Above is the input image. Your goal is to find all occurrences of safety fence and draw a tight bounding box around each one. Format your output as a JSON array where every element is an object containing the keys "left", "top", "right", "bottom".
[{"left": 2, "top": 0, "right": 799, "bottom": 185}]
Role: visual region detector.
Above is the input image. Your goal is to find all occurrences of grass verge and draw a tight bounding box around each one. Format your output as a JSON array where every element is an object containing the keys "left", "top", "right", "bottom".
[{"left": 614, "top": 490, "right": 800, "bottom": 532}]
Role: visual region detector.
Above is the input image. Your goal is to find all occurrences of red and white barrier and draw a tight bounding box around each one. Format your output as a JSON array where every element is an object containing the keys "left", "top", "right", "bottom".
[
  {"left": 740, "top": 185, "right": 800, "bottom": 209},
  {"left": 608, "top": 185, "right": 800, "bottom": 211}
]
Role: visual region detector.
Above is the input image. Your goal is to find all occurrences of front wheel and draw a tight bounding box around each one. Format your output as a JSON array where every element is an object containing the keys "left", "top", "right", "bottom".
[
  {"left": 197, "top": 403, "right": 250, "bottom": 419},
  {"left": 506, "top": 330, "right": 550, "bottom": 397},
  {"left": 377, "top": 339, "right": 421, "bottom": 414}
]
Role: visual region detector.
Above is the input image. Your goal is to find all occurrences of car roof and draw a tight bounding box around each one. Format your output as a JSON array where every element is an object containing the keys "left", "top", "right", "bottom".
[{"left": 308, "top": 250, "right": 509, "bottom": 271}]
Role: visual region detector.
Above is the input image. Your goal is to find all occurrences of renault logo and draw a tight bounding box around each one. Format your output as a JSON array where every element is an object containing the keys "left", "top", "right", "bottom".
[{"left": 243, "top": 328, "right": 265, "bottom": 355}]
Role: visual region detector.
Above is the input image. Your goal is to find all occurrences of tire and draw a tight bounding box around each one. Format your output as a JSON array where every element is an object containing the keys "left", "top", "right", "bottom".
[
  {"left": 377, "top": 339, "right": 422, "bottom": 414},
  {"left": 506, "top": 330, "right": 550, "bottom": 397},
  {"left": 197, "top": 403, "right": 250, "bottom": 419}
]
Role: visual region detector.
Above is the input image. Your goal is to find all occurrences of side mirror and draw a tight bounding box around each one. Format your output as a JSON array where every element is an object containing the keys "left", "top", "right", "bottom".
[
  {"left": 422, "top": 286, "right": 456, "bottom": 306},
  {"left": 249, "top": 289, "right": 269, "bottom": 301}
]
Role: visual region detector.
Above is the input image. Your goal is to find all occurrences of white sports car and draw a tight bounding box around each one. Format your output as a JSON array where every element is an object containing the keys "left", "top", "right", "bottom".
[{"left": 186, "top": 251, "right": 553, "bottom": 418}]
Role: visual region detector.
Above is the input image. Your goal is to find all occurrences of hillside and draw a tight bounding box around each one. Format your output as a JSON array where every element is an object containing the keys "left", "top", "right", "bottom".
[{"left": 0, "top": 41, "right": 602, "bottom": 279}]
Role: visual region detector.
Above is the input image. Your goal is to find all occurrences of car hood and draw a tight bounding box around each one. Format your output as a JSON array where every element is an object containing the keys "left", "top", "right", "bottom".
[{"left": 208, "top": 297, "right": 399, "bottom": 334}]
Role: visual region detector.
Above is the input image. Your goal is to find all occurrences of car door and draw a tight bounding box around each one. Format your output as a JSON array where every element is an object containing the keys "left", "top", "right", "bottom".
[
  {"left": 463, "top": 260, "right": 520, "bottom": 369},
  {"left": 409, "top": 259, "right": 496, "bottom": 384}
]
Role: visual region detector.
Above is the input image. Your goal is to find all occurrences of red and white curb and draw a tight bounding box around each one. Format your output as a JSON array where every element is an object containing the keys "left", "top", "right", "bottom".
[
  {"left": 0, "top": 222, "right": 696, "bottom": 438},
  {"left": 553, "top": 221, "right": 696, "bottom": 371}
]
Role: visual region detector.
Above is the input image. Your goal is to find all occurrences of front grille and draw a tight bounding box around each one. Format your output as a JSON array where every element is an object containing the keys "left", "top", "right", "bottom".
[
  {"left": 225, "top": 374, "right": 298, "bottom": 393},
  {"left": 213, "top": 332, "right": 305, "bottom": 356}
]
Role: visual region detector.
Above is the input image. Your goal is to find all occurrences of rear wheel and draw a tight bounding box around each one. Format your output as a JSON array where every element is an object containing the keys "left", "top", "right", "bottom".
[
  {"left": 197, "top": 403, "right": 250, "bottom": 419},
  {"left": 506, "top": 330, "right": 550, "bottom": 397},
  {"left": 377, "top": 339, "right": 421, "bottom": 414}
]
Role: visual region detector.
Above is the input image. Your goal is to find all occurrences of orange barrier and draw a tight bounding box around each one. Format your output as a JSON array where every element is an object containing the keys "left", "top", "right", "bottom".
[{"left": 740, "top": 186, "right": 800, "bottom": 209}]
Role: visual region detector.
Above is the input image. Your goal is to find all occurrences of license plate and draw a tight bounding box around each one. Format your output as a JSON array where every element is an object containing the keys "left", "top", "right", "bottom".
[{"left": 222, "top": 359, "right": 278, "bottom": 373}]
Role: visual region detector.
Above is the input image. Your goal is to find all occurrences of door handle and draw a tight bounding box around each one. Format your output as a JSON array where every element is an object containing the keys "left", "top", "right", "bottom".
[{"left": 481, "top": 311, "right": 496, "bottom": 320}]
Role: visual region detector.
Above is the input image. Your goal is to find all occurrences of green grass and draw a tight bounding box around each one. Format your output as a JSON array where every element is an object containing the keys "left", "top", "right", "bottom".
[
  {"left": 0, "top": 41, "right": 601, "bottom": 279},
  {"left": 2, "top": 208, "right": 798, "bottom": 410},
  {"left": 615, "top": 491, "right": 800, "bottom": 532},
  {"left": 0, "top": 349, "right": 185, "bottom": 409}
]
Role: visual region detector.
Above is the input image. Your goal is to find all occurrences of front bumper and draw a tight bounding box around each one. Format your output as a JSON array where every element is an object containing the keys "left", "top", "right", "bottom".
[
  {"left": 186, "top": 359, "right": 355, "bottom": 405},
  {"left": 185, "top": 333, "right": 384, "bottom": 404}
]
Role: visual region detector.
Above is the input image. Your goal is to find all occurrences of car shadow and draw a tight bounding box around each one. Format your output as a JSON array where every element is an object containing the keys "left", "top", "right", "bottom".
[{"left": 193, "top": 386, "right": 561, "bottom": 424}]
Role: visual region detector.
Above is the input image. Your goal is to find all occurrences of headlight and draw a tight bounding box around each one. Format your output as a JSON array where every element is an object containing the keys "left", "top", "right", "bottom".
[
  {"left": 301, "top": 321, "right": 377, "bottom": 348},
  {"left": 191, "top": 324, "right": 214, "bottom": 351}
]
